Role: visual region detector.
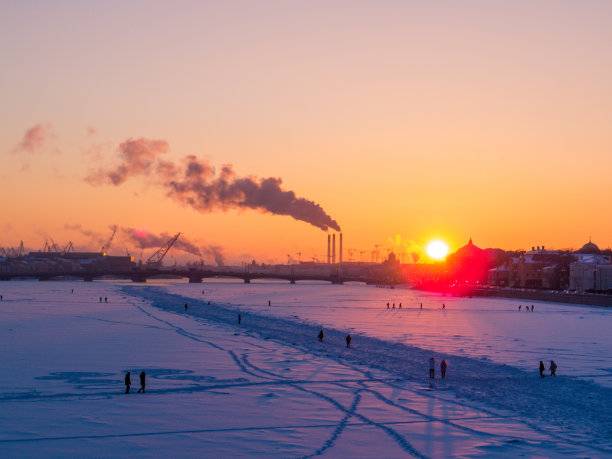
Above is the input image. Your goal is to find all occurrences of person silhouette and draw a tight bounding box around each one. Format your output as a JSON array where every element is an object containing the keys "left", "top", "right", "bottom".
[
  {"left": 238, "top": 313, "right": 242, "bottom": 324},
  {"left": 125, "top": 372, "right": 131, "bottom": 394},
  {"left": 441, "top": 359, "right": 447, "bottom": 379},
  {"left": 318, "top": 329, "right": 324, "bottom": 342},
  {"left": 550, "top": 360, "right": 557, "bottom": 377},
  {"left": 346, "top": 334, "right": 351, "bottom": 348},
  {"left": 185, "top": 303, "right": 188, "bottom": 311},
  {"left": 137, "top": 371, "right": 146, "bottom": 393},
  {"left": 429, "top": 357, "right": 435, "bottom": 379},
  {"left": 539, "top": 361, "right": 545, "bottom": 378}
]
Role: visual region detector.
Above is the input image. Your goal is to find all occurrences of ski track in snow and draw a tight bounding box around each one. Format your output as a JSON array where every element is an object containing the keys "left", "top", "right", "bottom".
[{"left": 123, "top": 285, "right": 612, "bottom": 456}]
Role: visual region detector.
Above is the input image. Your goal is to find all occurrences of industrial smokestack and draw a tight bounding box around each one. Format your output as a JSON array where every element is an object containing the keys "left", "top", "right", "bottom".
[
  {"left": 327, "top": 234, "right": 331, "bottom": 264},
  {"left": 339, "top": 233, "right": 343, "bottom": 265},
  {"left": 332, "top": 234, "right": 336, "bottom": 265}
]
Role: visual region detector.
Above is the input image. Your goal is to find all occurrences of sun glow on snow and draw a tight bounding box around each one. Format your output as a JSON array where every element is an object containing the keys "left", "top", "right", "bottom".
[{"left": 426, "top": 240, "right": 449, "bottom": 260}]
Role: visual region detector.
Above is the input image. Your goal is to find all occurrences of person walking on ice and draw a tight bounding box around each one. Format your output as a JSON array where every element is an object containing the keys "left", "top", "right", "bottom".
[
  {"left": 429, "top": 357, "right": 435, "bottom": 379},
  {"left": 125, "top": 372, "right": 131, "bottom": 393},
  {"left": 441, "top": 359, "right": 447, "bottom": 379},
  {"left": 185, "top": 303, "right": 188, "bottom": 311},
  {"left": 346, "top": 334, "right": 351, "bottom": 348},
  {"left": 539, "top": 361, "right": 545, "bottom": 378},
  {"left": 137, "top": 371, "right": 146, "bottom": 393},
  {"left": 318, "top": 329, "right": 324, "bottom": 342},
  {"left": 238, "top": 313, "right": 242, "bottom": 325},
  {"left": 550, "top": 360, "right": 557, "bottom": 377}
]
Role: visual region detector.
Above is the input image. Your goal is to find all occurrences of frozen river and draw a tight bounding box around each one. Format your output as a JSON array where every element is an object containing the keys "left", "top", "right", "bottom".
[
  {"left": 167, "top": 280, "right": 612, "bottom": 387},
  {"left": 1, "top": 279, "right": 610, "bottom": 457}
]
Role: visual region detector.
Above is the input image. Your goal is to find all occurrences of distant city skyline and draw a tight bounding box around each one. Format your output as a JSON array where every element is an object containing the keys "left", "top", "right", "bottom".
[{"left": 2, "top": 1, "right": 611, "bottom": 263}]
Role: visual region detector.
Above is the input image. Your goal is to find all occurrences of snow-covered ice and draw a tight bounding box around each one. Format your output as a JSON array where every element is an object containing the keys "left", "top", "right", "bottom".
[{"left": 1, "top": 280, "right": 611, "bottom": 457}]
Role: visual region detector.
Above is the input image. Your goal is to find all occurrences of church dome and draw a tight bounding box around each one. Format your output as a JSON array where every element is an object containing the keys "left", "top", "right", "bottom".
[{"left": 577, "top": 240, "right": 601, "bottom": 254}]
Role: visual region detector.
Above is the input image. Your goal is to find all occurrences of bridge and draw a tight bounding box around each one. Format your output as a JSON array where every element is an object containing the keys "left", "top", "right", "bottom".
[{"left": 0, "top": 267, "right": 397, "bottom": 285}]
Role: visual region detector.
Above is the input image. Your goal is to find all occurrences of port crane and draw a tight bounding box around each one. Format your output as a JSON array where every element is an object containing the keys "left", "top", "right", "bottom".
[
  {"left": 146, "top": 232, "right": 181, "bottom": 268},
  {"left": 101, "top": 225, "right": 118, "bottom": 254}
]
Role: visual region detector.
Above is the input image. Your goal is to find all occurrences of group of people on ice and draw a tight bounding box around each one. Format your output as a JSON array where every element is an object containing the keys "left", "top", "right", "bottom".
[{"left": 518, "top": 304, "right": 535, "bottom": 311}]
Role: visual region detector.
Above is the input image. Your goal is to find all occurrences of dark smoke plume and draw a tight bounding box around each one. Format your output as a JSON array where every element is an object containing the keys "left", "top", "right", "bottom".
[
  {"left": 87, "top": 138, "right": 340, "bottom": 232},
  {"left": 85, "top": 138, "right": 169, "bottom": 185},
  {"left": 119, "top": 227, "right": 225, "bottom": 265}
]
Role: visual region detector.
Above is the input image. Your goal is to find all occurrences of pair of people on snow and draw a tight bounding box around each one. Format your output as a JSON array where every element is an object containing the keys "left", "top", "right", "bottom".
[
  {"left": 125, "top": 371, "right": 146, "bottom": 393},
  {"left": 540, "top": 360, "right": 557, "bottom": 378},
  {"left": 429, "top": 358, "right": 447, "bottom": 379},
  {"left": 317, "top": 329, "right": 352, "bottom": 349}
]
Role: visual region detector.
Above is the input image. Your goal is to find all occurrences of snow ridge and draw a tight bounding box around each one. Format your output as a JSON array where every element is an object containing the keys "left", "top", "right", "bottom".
[{"left": 125, "top": 286, "right": 612, "bottom": 453}]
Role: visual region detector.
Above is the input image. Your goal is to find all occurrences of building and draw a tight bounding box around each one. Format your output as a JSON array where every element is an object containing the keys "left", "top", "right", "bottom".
[{"left": 569, "top": 240, "right": 612, "bottom": 292}]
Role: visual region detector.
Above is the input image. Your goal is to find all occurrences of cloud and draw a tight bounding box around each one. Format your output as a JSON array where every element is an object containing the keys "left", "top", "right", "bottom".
[
  {"left": 13, "top": 123, "right": 55, "bottom": 154},
  {"left": 86, "top": 138, "right": 341, "bottom": 232},
  {"left": 85, "top": 138, "right": 169, "bottom": 185}
]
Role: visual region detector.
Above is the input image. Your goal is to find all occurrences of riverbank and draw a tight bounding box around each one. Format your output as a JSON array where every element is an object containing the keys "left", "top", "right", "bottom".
[{"left": 471, "top": 287, "right": 612, "bottom": 307}]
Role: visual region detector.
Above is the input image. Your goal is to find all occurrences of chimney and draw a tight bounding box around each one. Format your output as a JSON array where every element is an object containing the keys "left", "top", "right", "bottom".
[
  {"left": 532, "top": 246, "right": 535, "bottom": 251},
  {"left": 339, "top": 233, "right": 343, "bottom": 265},
  {"left": 332, "top": 234, "right": 336, "bottom": 265},
  {"left": 327, "top": 234, "right": 331, "bottom": 264}
]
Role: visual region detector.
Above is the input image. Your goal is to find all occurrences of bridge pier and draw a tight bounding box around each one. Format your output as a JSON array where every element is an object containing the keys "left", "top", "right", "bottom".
[
  {"left": 188, "top": 276, "right": 203, "bottom": 283},
  {"left": 82, "top": 276, "right": 94, "bottom": 282},
  {"left": 290, "top": 279, "right": 296, "bottom": 284},
  {"left": 243, "top": 278, "right": 251, "bottom": 284},
  {"left": 131, "top": 275, "right": 147, "bottom": 283}
]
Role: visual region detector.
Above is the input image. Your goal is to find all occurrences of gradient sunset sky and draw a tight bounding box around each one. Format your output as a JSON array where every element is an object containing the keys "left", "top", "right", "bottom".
[{"left": 1, "top": 1, "right": 611, "bottom": 264}]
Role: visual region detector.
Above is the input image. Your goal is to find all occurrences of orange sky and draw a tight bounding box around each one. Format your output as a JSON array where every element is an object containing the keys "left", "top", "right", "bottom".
[{"left": 1, "top": 1, "right": 611, "bottom": 264}]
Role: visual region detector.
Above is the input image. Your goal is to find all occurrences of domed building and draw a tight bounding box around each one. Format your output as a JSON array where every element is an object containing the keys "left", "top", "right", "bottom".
[
  {"left": 569, "top": 239, "right": 612, "bottom": 292},
  {"left": 576, "top": 239, "right": 601, "bottom": 255},
  {"left": 446, "top": 238, "right": 491, "bottom": 285}
]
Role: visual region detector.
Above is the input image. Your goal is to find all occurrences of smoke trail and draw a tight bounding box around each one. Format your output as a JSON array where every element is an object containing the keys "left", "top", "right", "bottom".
[
  {"left": 87, "top": 138, "right": 341, "bottom": 232},
  {"left": 203, "top": 245, "right": 225, "bottom": 266},
  {"left": 85, "top": 138, "right": 169, "bottom": 185}
]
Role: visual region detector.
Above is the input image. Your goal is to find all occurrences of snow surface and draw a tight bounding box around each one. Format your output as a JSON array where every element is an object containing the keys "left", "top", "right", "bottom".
[{"left": 1, "top": 280, "right": 611, "bottom": 457}]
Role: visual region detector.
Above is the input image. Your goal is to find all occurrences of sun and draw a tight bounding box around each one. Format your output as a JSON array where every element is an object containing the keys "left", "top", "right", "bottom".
[{"left": 426, "top": 240, "right": 449, "bottom": 260}]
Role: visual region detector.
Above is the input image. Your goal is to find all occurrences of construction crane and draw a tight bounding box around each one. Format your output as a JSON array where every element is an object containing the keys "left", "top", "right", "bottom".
[
  {"left": 374, "top": 244, "right": 383, "bottom": 263},
  {"left": 41, "top": 239, "right": 60, "bottom": 252},
  {"left": 101, "top": 225, "right": 118, "bottom": 254},
  {"left": 63, "top": 241, "right": 74, "bottom": 254},
  {"left": 1, "top": 241, "right": 25, "bottom": 258},
  {"left": 146, "top": 232, "right": 180, "bottom": 268}
]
